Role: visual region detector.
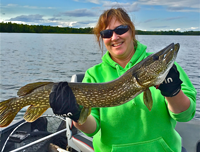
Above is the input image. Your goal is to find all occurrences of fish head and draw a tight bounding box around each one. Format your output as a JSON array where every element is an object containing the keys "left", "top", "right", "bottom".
[{"left": 132, "top": 43, "right": 180, "bottom": 87}]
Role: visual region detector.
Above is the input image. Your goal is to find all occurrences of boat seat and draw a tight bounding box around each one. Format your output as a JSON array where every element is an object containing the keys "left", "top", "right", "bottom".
[
  {"left": 66, "top": 74, "right": 94, "bottom": 152},
  {"left": 71, "top": 74, "right": 85, "bottom": 83},
  {"left": 176, "top": 119, "right": 200, "bottom": 152},
  {"left": 66, "top": 118, "right": 94, "bottom": 152}
]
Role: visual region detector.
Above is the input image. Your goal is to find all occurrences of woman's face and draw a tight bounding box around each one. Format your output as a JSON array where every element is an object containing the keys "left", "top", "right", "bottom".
[{"left": 102, "top": 17, "right": 135, "bottom": 61}]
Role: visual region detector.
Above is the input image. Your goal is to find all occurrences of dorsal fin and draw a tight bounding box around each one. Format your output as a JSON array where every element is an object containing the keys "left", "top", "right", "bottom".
[{"left": 17, "top": 82, "right": 53, "bottom": 97}]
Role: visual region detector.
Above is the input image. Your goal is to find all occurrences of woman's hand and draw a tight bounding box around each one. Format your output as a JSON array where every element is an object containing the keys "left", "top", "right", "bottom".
[
  {"left": 49, "top": 82, "right": 82, "bottom": 122},
  {"left": 157, "top": 64, "right": 183, "bottom": 97},
  {"left": 157, "top": 64, "right": 190, "bottom": 113}
]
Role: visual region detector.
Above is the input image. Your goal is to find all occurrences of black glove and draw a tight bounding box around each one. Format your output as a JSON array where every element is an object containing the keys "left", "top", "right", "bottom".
[
  {"left": 49, "top": 82, "right": 82, "bottom": 122},
  {"left": 157, "top": 64, "right": 183, "bottom": 97}
]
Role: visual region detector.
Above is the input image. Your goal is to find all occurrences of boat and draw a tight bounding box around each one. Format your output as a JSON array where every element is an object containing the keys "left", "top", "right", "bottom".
[{"left": 0, "top": 74, "right": 199, "bottom": 152}]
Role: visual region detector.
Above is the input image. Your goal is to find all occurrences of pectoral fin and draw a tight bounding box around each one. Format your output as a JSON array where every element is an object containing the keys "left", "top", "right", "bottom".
[
  {"left": 78, "top": 107, "right": 91, "bottom": 125},
  {"left": 143, "top": 88, "right": 153, "bottom": 111}
]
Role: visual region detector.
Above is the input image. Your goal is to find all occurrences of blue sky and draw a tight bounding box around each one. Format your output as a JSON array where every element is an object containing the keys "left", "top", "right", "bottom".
[{"left": 0, "top": 0, "right": 199, "bottom": 31}]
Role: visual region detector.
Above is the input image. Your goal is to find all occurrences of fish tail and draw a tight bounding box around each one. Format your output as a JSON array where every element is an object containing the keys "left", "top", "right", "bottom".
[{"left": 0, "top": 98, "right": 19, "bottom": 127}]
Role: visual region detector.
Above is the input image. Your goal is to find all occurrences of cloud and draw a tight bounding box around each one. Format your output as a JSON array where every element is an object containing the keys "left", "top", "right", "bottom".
[
  {"left": 71, "top": 20, "right": 97, "bottom": 27},
  {"left": 61, "top": 9, "right": 98, "bottom": 17},
  {"left": 6, "top": 4, "right": 18, "bottom": 7},
  {"left": 2, "top": 3, "right": 55, "bottom": 10},
  {"left": 75, "top": 20, "right": 96, "bottom": 25},
  {"left": 143, "top": 18, "right": 159, "bottom": 23},
  {"left": 73, "top": 0, "right": 100, "bottom": 4},
  {"left": 175, "top": 28, "right": 181, "bottom": 31},
  {"left": 164, "top": 16, "right": 185, "bottom": 21},
  {"left": 43, "top": 21, "right": 76, "bottom": 27},
  {"left": 167, "top": 7, "right": 199, "bottom": 12},
  {"left": 48, "top": 17, "right": 62, "bottom": 21},
  {"left": 174, "top": 27, "right": 200, "bottom": 31},
  {"left": 143, "top": 16, "right": 186, "bottom": 23},
  {"left": 190, "top": 27, "right": 199, "bottom": 30},
  {"left": 9, "top": 14, "right": 44, "bottom": 22},
  {"left": 7, "top": 16, "right": 78, "bottom": 27},
  {"left": 138, "top": 0, "right": 199, "bottom": 12},
  {"left": 151, "top": 25, "right": 170, "bottom": 29},
  {"left": 102, "top": 1, "right": 140, "bottom": 12},
  {"left": 6, "top": 12, "right": 95, "bottom": 28},
  {"left": 7, "top": 13, "right": 95, "bottom": 28},
  {"left": 86, "top": 0, "right": 100, "bottom": 4},
  {"left": 22, "top": 5, "right": 55, "bottom": 9}
]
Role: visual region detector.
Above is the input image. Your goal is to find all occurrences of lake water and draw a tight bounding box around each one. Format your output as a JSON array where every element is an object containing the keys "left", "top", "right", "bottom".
[{"left": 0, "top": 33, "right": 199, "bottom": 120}]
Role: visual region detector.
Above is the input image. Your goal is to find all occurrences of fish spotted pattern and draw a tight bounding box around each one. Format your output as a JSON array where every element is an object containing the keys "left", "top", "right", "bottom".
[{"left": 0, "top": 43, "right": 179, "bottom": 127}]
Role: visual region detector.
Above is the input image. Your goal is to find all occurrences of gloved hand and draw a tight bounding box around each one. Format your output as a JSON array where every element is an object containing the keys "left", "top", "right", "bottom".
[
  {"left": 157, "top": 64, "right": 183, "bottom": 97},
  {"left": 49, "top": 82, "right": 82, "bottom": 122}
]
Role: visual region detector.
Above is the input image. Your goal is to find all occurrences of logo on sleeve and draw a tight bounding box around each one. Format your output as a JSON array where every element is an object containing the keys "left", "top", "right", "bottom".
[{"left": 163, "top": 77, "right": 173, "bottom": 84}]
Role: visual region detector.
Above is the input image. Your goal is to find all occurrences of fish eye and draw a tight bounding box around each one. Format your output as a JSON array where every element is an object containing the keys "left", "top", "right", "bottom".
[{"left": 153, "top": 55, "right": 159, "bottom": 61}]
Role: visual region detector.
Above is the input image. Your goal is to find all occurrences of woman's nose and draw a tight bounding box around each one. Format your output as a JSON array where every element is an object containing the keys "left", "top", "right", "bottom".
[{"left": 111, "top": 32, "right": 119, "bottom": 40}]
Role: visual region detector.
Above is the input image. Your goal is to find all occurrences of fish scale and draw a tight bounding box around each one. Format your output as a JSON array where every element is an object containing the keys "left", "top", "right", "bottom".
[{"left": 0, "top": 43, "right": 179, "bottom": 127}]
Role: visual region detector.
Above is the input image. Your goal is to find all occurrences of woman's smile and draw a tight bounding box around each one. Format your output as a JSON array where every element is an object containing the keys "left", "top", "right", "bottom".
[{"left": 111, "top": 41, "right": 124, "bottom": 47}]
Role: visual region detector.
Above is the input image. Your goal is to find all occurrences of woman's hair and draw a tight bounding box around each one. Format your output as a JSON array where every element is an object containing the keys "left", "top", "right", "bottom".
[{"left": 93, "top": 8, "right": 137, "bottom": 52}]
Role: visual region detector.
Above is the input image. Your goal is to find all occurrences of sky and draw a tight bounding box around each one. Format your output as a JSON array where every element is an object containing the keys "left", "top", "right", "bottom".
[{"left": 0, "top": 0, "right": 199, "bottom": 32}]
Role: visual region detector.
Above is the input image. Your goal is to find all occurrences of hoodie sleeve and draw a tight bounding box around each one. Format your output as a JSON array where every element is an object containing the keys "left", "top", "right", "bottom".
[
  {"left": 81, "top": 70, "right": 101, "bottom": 137},
  {"left": 168, "top": 62, "right": 197, "bottom": 122}
]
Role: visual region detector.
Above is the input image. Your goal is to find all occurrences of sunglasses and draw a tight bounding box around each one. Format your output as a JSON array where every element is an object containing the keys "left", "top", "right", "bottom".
[{"left": 100, "top": 25, "right": 129, "bottom": 38}]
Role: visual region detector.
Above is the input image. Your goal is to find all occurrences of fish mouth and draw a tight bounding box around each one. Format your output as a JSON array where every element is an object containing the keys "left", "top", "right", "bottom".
[
  {"left": 154, "top": 43, "right": 180, "bottom": 65},
  {"left": 153, "top": 43, "right": 180, "bottom": 85},
  {"left": 134, "top": 43, "right": 180, "bottom": 87},
  {"left": 165, "top": 43, "right": 179, "bottom": 64},
  {"left": 139, "top": 43, "right": 180, "bottom": 70}
]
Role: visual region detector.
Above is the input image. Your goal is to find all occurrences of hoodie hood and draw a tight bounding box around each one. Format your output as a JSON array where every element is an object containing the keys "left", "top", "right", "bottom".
[{"left": 102, "top": 41, "right": 147, "bottom": 76}]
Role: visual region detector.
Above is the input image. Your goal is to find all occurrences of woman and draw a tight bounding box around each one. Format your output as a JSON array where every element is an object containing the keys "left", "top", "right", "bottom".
[{"left": 49, "top": 8, "right": 196, "bottom": 152}]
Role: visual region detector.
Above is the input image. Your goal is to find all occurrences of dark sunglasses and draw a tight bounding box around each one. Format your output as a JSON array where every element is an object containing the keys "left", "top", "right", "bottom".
[{"left": 100, "top": 25, "right": 129, "bottom": 38}]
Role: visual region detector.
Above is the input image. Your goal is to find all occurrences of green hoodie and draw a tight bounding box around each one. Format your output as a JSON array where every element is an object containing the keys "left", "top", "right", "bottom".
[{"left": 82, "top": 41, "right": 196, "bottom": 152}]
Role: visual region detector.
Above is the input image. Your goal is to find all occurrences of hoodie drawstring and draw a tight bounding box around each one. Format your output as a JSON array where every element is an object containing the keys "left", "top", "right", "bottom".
[
  {"left": 115, "top": 62, "right": 133, "bottom": 77},
  {"left": 115, "top": 64, "right": 121, "bottom": 77},
  {"left": 129, "top": 62, "right": 133, "bottom": 69}
]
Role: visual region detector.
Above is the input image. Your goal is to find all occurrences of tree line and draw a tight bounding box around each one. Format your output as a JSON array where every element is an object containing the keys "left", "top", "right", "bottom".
[
  {"left": 0, "top": 22, "right": 199, "bottom": 35},
  {"left": 0, "top": 22, "right": 93, "bottom": 34}
]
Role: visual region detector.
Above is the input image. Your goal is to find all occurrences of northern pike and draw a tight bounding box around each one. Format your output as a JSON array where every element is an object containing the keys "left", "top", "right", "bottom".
[{"left": 0, "top": 43, "right": 180, "bottom": 127}]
